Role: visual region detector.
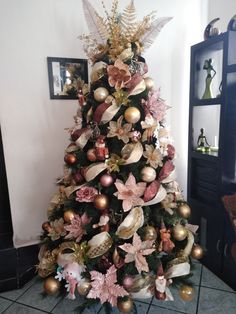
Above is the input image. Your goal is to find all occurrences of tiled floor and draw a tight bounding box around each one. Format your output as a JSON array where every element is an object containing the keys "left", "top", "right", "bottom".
[{"left": 0, "top": 263, "right": 235, "bottom": 314}]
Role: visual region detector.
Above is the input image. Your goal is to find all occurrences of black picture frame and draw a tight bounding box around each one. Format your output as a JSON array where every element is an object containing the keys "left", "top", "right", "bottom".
[{"left": 47, "top": 57, "right": 88, "bottom": 99}]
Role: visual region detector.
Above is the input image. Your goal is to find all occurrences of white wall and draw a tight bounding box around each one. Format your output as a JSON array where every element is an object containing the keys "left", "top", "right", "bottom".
[
  {"left": 0, "top": 0, "right": 206, "bottom": 248},
  {"left": 208, "top": 0, "right": 236, "bottom": 32}
]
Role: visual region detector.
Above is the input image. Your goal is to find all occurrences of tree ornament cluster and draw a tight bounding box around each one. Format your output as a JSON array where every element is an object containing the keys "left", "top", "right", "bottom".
[{"left": 37, "top": 0, "right": 203, "bottom": 312}]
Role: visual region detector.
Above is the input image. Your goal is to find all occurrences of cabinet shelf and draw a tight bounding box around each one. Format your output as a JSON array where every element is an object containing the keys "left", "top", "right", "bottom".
[
  {"left": 191, "top": 97, "right": 222, "bottom": 106},
  {"left": 191, "top": 150, "right": 219, "bottom": 161}
]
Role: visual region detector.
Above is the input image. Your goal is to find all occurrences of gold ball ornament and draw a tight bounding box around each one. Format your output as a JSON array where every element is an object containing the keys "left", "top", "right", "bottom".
[
  {"left": 117, "top": 298, "right": 134, "bottom": 313},
  {"left": 140, "top": 167, "right": 156, "bottom": 182},
  {"left": 93, "top": 194, "right": 109, "bottom": 211},
  {"left": 144, "top": 77, "right": 155, "bottom": 91},
  {"left": 77, "top": 280, "right": 91, "bottom": 296},
  {"left": 94, "top": 87, "right": 109, "bottom": 102},
  {"left": 43, "top": 277, "right": 60, "bottom": 295},
  {"left": 172, "top": 224, "right": 188, "bottom": 241},
  {"left": 191, "top": 244, "right": 204, "bottom": 260},
  {"left": 178, "top": 203, "right": 191, "bottom": 219},
  {"left": 124, "top": 107, "right": 141, "bottom": 124},
  {"left": 63, "top": 209, "right": 75, "bottom": 223},
  {"left": 143, "top": 226, "right": 157, "bottom": 241},
  {"left": 179, "top": 285, "right": 195, "bottom": 301}
]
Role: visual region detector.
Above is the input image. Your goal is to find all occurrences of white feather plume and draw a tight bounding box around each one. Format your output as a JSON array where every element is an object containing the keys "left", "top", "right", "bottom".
[
  {"left": 82, "top": 0, "right": 108, "bottom": 43},
  {"left": 140, "top": 17, "right": 173, "bottom": 50}
]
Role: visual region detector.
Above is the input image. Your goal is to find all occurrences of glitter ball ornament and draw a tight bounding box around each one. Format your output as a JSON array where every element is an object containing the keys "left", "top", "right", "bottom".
[
  {"left": 93, "top": 194, "right": 109, "bottom": 211},
  {"left": 124, "top": 107, "right": 141, "bottom": 124},
  {"left": 179, "top": 285, "right": 195, "bottom": 301},
  {"left": 130, "top": 130, "right": 141, "bottom": 142},
  {"left": 100, "top": 174, "right": 114, "bottom": 187},
  {"left": 141, "top": 166, "right": 156, "bottom": 182},
  {"left": 43, "top": 277, "right": 60, "bottom": 295},
  {"left": 191, "top": 244, "right": 204, "bottom": 260},
  {"left": 123, "top": 276, "right": 134, "bottom": 289},
  {"left": 172, "top": 224, "right": 188, "bottom": 241},
  {"left": 178, "top": 203, "right": 191, "bottom": 219},
  {"left": 77, "top": 280, "right": 91, "bottom": 296},
  {"left": 87, "top": 148, "right": 97, "bottom": 162},
  {"left": 117, "top": 298, "right": 134, "bottom": 313},
  {"left": 144, "top": 77, "right": 155, "bottom": 90},
  {"left": 63, "top": 209, "right": 75, "bottom": 223},
  {"left": 94, "top": 87, "right": 109, "bottom": 102},
  {"left": 143, "top": 225, "right": 157, "bottom": 241},
  {"left": 64, "top": 154, "right": 77, "bottom": 165}
]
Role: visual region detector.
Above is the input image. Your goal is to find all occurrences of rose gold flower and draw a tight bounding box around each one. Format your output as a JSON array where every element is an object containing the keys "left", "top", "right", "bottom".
[
  {"left": 76, "top": 186, "right": 98, "bottom": 202},
  {"left": 107, "top": 59, "right": 131, "bottom": 90},
  {"left": 143, "top": 144, "right": 163, "bottom": 169},
  {"left": 107, "top": 116, "right": 132, "bottom": 143}
]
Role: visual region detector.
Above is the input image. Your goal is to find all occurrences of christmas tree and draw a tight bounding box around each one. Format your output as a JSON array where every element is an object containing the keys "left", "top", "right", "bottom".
[{"left": 38, "top": 1, "right": 203, "bottom": 312}]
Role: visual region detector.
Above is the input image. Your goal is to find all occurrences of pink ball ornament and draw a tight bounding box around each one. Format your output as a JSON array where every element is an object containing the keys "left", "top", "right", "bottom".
[
  {"left": 123, "top": 276, "right": 134, "bottom": 289},
  {"left": 100, "top": 174, "right": 114, "bottom": 187}
]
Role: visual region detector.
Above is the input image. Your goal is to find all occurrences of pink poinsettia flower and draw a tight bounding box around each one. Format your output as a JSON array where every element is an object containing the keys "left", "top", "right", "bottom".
[
  {"left": 119, "top": 233, "right": 155, "bottom": 273},
  {"left": 143, "top": 89, "right": 169, "bottom": 122},
  {"left": 107, "top": 59, "right": 131, "bottom": 90},
  {"left": 114, "top": 173, "right": 146, "bottom": 212},
  {"left": 87, "top": 265, "right": 128, "bottom": 306},
  {"left": 64, "top": 213, "right": 91, "bottom": 243}
]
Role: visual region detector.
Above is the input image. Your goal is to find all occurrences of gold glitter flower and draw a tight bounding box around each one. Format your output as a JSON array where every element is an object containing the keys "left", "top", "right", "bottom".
[
  {"left": 48, "top": 218, "right": 66, "bottom": 241},
  {"left": 107, "top": 116, "right": 132, "bottom": 143},
  {"left": 106, "top": 154, "right": 125, "bottom": 172},
  {"left": 143, "top": 144, "right": 163, "bottom": 168},
  {"left": 113, "top": 90, "right": 130, "bottom": 106}
]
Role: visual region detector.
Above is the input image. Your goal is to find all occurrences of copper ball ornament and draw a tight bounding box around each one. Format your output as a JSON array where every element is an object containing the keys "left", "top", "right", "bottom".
[
  {"left": 77, "top": 280, "right": 91, "bottom": 296},
  {"left": 64, "top": 153, "right": 77, "bottom": 165},
  {"left": 191, "top": 244, "right": 204, "bottom": 260},
  {"left": 172, "top": 224, "right": 187, "bottom": 241},
  {"left": 144, "top": 77, "right": 155, "bottom": 91},
  {"left": 42, "top": 221, "right": 51, "bottom": 233},
  {"left": 43, "top": 277, "right": 60, "bottom": 295},
  {"left": 179, "top": 285, "right": 195, "bottom": 301},
  {"left": 94, "top": 87, "right": 109, "bottom": 102},
  {"left": 141, "top": 166, "right": 156, "bottom": 182},
  {"left": 178, "top": 203, "right": 191, "bottom": 219},
  {"left": 87, "top": 148, "right": 97, "bottom": 162},
  {"left": 100, "top": 174, "right": 114, "bottom": 187},
  {"left": 124, "top": 107, "right": 141, "bottom": 124},
  {"left": 63, "top": 209, "right": 75, "bottom": 223},
  {"left": 143, "top": 226, "right": 157, "bottom": 241},
  {"left": 93, "top": 194, "right": 109, "bottom": 211},
  {"left": 117, "top": 298, "right": 134, "bottom": 313}
]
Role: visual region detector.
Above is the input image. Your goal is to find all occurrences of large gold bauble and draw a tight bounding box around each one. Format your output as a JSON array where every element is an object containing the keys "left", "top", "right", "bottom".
[
  {"left": 140, "top": 166, "right": 156, "bottom": 182},
  {"left": 93, "top": 194, "right": 109, "bottom": 211},
  {"left": 94, "top": 87, "right": 109, "bottom": 102},
  {"left": 124, "top": 107, "right": 141, "bottom": 124},
  {"left": 63, "top": 209, "right": 75, "bottom": 223},
  {"left": 117, "top": 298, "right": 134, "bottom": 313},
  {"left": 179, "top": 285, "right": 195, "bottom": 301},
  {"left": 43, "top": 277, "right": 60, "bottom": 295},
  {"left": 178, "top": 203, "right": 191, "bottom": 219},
  {"left": 77, "top": 280, "right": 91, "bottom": 296},
  {"left": 144, "top": 77, "right": 155, "bottom": 91},
  {"left": 143, "top": 226, "right": 157, "bottom": 241},
  {"left": 191, "top": 244, "right": 204, "bottom": 260},
  {"left": 172, "top": 224, "right": 187, "bottom": 241}
]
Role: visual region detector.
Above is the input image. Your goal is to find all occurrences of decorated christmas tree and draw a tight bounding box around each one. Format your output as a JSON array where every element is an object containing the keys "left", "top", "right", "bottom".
[{"left": 37, "top": 0, "right": 203, "bottom": 312}]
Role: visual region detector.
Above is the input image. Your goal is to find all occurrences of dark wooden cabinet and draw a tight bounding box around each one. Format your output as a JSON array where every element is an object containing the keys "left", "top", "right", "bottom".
[{"left": 187, "top": 31, "right": 236, "bottom": 290}]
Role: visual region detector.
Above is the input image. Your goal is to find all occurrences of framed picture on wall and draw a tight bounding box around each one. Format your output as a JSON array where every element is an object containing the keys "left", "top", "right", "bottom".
[{"left": 47, "top": 57, "right": 88, "bottom": 99}]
